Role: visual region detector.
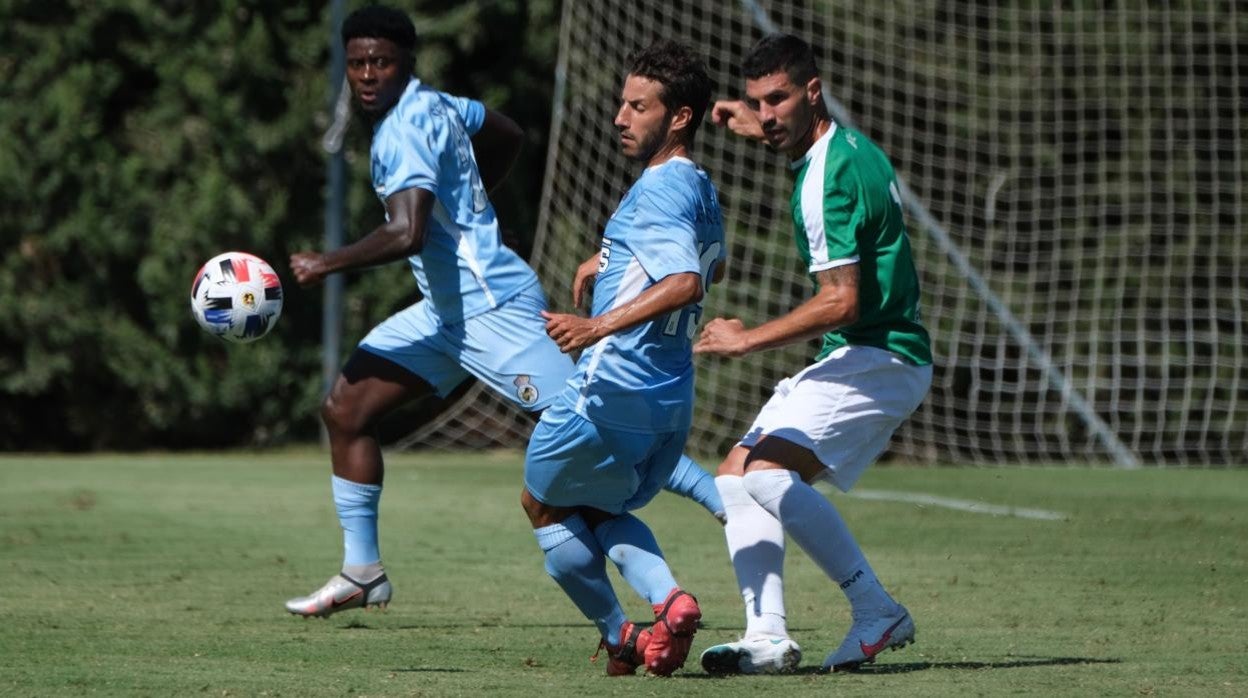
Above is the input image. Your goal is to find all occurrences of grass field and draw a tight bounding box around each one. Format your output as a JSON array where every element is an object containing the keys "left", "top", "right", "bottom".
[{"left": 2, "top": 452, "right": 1245, "bottom": 696}]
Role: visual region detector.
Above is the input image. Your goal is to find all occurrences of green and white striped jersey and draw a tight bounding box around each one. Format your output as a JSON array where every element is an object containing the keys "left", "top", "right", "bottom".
[{"left": 789, "top": 123, "right": 932, "bottom": 365}]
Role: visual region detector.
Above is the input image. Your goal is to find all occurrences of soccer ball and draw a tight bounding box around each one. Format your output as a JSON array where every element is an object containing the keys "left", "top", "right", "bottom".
[{"left": 190, "top": 251, "right": 283, "bottom": 343}]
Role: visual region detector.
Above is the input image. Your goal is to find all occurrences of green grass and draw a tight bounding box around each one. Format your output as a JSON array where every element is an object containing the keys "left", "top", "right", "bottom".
[{"left": 2, "top": 453, "right": 1246, "bottom": 696}]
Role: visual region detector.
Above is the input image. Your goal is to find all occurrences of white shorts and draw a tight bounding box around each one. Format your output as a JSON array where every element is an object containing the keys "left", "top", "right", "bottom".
[{"left": 739, "top": 345, "right": 931, "bottom": 492}]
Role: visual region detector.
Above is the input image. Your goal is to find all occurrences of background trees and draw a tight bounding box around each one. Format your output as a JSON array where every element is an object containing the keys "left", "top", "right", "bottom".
[{"left": 0, "top": 1, "right": 560, "bottom": 449}]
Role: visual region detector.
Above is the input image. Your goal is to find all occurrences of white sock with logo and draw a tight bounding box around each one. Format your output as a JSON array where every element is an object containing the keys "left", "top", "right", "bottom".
[
  {"left": 716, "top": 475, "right": 789, "bottom": 638},
  {"left": 742, "top": 469, "right": 895, "bottom": 616}
]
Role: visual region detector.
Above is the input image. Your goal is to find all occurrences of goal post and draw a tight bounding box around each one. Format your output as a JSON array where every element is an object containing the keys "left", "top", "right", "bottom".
[{"left": 399, "top": 0, "right": 1247, "bottom": 466}]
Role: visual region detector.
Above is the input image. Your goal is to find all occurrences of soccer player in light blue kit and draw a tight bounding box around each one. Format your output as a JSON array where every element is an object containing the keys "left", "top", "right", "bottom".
[
  {"left": 521, "top": 41, "right": 725, "bottom": 677},
  {"left": 283, "top": 7, "right": 721, "bottom": 619}
]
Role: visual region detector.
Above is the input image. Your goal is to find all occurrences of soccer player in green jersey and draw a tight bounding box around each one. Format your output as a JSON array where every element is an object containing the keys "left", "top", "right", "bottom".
[{"left": 694, "top": 34, "right": 933, "bottom": 674}]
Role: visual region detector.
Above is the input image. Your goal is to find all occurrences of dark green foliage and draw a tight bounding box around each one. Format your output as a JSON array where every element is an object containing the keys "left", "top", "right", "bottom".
[{"left": 0, "top": 1, "right": 560, "bottom": 449}]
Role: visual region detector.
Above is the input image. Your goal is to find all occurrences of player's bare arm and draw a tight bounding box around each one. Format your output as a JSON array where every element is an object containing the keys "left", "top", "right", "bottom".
[
  {"left": 710, "top": 99, "right": 765, "bottom": 142},
  {"left": 695, "top": 264, "right": 859, "bottom": 357},
  {"left": 543, "top": 271, "right": 703, "bottom": 353},
  {"left": 472, "top": 109, "right": 524, "bottom": 193},
  {"left": 571, "top": 253, "right": 600, "bottom": 309},
  {"left": 289, "top": 187, "right": 433, "bottom": 286}
]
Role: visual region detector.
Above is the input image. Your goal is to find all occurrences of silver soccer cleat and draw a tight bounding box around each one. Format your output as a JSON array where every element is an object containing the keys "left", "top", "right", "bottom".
[{"left": 284, "top": 573, "right": 392, "bottom": 618}]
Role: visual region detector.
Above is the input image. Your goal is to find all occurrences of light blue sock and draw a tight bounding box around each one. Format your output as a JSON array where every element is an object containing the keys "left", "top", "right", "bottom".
[
  {"left": 664, "top": 454, "right": 725, "bottom": 521},
  {"left": 593, "top": 513, "right": 678, "bottom": 605},
  {"left": 534, "top": 514, "right": 628, "bottom": 645},
  {"left": 331, "top": 475, "right": 381, "bottom": 567}
]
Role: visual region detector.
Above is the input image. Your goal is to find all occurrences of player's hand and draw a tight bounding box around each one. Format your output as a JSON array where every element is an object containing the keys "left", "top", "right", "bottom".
[
  {"left": 711, "top": 100, "right": 765, "bottom": 141},
  {"left": 289, "top": 252, "right": 329, "bottom": 287},
  {"left": 572, "top": 254, "right": 600, "bottom": 309},
  {"left": 694, "top": 317, "right": 753, "bottom": 357},
  {"left": 542, "top": 310, "right": 604, "bottom": 353}
]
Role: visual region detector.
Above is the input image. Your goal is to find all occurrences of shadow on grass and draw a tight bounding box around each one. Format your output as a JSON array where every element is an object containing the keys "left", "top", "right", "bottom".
[
  {"left": 339, "top": 621, "right": 822, "bottom": 631},
  {"left": 681, "top": 656, "right": 1121, "bottom": 679},
  {"left": 389, "top": 667, "right": 468, "bottom": 673},
  {"left": 842, "top": 656, "right": 1122, "bottom": 675}
]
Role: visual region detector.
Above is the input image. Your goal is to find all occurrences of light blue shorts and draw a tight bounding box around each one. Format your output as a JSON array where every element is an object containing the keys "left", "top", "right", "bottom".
[
  {"left": 524, "top": 398, "right": 689, "bottom": 514},
  {"left": 358, "top": 282, "right": 573, "bottom": 411}
]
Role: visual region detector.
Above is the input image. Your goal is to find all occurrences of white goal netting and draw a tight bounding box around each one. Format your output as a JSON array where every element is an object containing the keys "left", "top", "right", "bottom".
[{"left": 402, "top": 0, "right": 1247, "bottom": 466}]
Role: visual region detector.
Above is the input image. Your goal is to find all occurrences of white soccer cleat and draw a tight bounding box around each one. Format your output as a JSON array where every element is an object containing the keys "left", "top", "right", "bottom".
[
  {"left": 699, "top": 635, "right": 802, "bottom": 675},
  {"left": 284, "top": 573, "right": 392, "bottom": 618},
  {"left": 822, "top": 604, "right": 915, "bottom": 672}
]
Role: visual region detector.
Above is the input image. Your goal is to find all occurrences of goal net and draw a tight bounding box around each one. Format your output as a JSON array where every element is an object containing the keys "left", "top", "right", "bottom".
[{"left": 401, "top": 0, "right": 1247, "bottom": 466}]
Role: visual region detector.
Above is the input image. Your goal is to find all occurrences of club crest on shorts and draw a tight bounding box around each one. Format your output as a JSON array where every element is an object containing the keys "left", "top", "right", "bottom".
[{"left": 514, "top": 375, "right": 539, "bottom": 406}]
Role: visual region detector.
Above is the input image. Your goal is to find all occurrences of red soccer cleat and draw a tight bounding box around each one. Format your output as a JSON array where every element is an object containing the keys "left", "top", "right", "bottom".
[
  {"left": 593, "top": 620, "right": 651, "bottom": 676},
  {"left": 644, "top": 588, "right": 701, "bottom": 676}
]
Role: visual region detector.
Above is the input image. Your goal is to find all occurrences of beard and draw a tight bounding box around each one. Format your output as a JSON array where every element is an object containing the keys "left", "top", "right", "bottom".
[{"left": 621, "top": 113, "right": 673, "bottom": 163}]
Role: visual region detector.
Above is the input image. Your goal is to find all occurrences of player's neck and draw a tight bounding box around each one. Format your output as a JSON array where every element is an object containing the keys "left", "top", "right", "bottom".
[
  {"left": 788, "top": 116, "right": 832, "bottom": 159},
  {"left": 645, "top": 140, "right": 690, "bottom": 169}
]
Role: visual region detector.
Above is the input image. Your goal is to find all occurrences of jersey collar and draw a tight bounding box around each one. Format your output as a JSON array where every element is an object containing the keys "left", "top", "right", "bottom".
[
  {"left": 372, "top": 77, "right": 421, "bottom": 133},
  {"left": 646, "top": 155, "right": 696, "bottom": 172},
  {"left": 789, "top": 121, "right": 838, "bottom": 170}
]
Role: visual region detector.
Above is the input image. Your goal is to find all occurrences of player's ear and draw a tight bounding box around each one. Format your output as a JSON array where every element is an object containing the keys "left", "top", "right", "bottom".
[
  {"left": 669, "top": 104, "right": 693, "bottom": 134},
  {"left": 805, "top": 76, "right": 822, "bottom": 108}
]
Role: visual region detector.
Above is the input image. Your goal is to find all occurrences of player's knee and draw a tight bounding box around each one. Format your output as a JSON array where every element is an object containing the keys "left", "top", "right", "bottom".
[
  {"left": 521, "top": 489, "right": 576, "bottom": 528},
  {"left": 321, "top": 391, "right": 362, "bottom": 437},
  {"left": 715, "top": 446, "right": 750, "bottom": 477},
  {"left": 520, "top": 488, "right": 545, "bottom": 525}
]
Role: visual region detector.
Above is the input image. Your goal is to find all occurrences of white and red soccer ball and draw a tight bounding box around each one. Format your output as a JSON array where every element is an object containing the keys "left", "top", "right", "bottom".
[{"left": 190, "top": 251, "right": 283, "bottom": 343}]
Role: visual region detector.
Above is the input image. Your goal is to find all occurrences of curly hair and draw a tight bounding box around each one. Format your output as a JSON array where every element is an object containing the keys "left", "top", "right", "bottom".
[
  {"left": 626, "top": 40, "right": 714, "bottom": 141},
  {"left": 341, "top": 5, "right": 416, "bottom": 52}
]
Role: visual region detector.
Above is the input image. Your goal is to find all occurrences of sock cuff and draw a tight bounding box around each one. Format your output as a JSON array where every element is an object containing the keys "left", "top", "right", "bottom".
[
  {"left": 534, "top": 514, "right": 589, "bottom": 552},
  {"left": 714, "top": 474, "right": 753, "bottom": 507},
  {"left": 741, "top": 469, "right": 801, "bottom": 508},
  {"left": 331, "top": 475, "right": 382, "bottom": 499}
]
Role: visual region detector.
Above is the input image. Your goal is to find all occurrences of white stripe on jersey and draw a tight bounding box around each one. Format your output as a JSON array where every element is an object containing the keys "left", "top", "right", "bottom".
[
  {"left": 575, "top": 255, "right": 648, "bottom": 413},
  {"left": 799, "top": 139, "right": 831, "bottom": 269},
  {"left": 431, "top": 199, "right": 497, "bottom": 308}
]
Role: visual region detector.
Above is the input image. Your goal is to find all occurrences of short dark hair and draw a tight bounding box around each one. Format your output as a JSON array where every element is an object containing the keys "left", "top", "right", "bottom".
[
  {"left": 626, "top": 40, "right": 714, "bottom": 141},
  {"left": 342, "top": 5, "right": 417, "bottom": 52},
  {"left": 742, "top": 33, "right": 818, "bottom": 85}
]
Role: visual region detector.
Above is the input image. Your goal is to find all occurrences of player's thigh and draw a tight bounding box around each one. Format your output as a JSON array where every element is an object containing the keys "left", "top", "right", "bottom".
[
  {"left": 454, "top": 285, "right": 574, "bottom": 411},
  {"left": 524, "top": 403, "right": 657, "bottom": 515},
  {"left": 622, "top": 428, "right": 690, "bottom": 511},
  {"left": 740, "top": 346, "right": 931, "bottom": 491},
  {"left": 357, "top": 300, "right": 470, "bottom": 398},
  {"left": 324, "top": 349, "right": 437, "bottom": 431}
]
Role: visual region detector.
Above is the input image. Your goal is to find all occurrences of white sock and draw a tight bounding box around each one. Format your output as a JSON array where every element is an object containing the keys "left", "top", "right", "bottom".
[
  {"left": 716, "top": 475, "right": 789, "bottom": 638},
  {"left": 742, "top": 469, "right": 895, "bottom": 615}
]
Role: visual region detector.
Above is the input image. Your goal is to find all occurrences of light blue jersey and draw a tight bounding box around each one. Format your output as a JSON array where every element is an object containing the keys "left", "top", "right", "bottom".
[
  {"left": 564, "top": 157, "right": 725, "bottom": 433},
  {"left": 370, "top": 77, "right": 537, "bottom": 324}
]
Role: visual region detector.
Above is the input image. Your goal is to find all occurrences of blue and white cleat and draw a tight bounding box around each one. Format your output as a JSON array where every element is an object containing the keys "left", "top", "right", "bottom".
[
  {"left": 700, "top": 635, "right": 802, "bottom": 675},
  {"left": 822, "top": 604, "right": 915, "bottom": 672},
  {"left": 284, "top": 573, "right": 392, "bottom": 618}
]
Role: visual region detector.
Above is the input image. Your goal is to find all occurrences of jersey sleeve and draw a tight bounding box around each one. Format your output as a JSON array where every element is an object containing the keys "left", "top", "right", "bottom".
[
  {"left": 372, "top": 121, "right": 442, "bottom": 199},
  {"left": 440, "top": 92, "right": 486, "bottom": 135},
  {"left": 629, "top": 184, "right": 700, "bottom": 282},
  {"left": 809, "top": 157, "right": 864, "bottom": 272}
]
